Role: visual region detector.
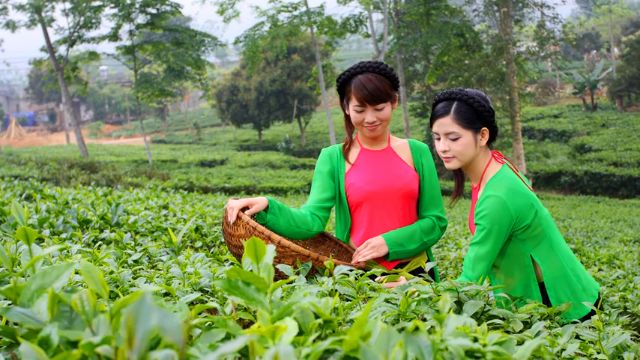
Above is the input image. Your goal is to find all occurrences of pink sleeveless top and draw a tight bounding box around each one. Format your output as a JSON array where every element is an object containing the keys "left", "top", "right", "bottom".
[{"left": 345, "top": 135, "right": 419, "bottom": 269}]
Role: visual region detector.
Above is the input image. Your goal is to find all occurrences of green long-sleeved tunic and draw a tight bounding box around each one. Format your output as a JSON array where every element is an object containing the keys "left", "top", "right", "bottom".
[
  {"left": 458, "top": 164, "right": 600, "bottom": 321},
  {"left": 255, "top": 140, "right": 448, "bottom": 278}
]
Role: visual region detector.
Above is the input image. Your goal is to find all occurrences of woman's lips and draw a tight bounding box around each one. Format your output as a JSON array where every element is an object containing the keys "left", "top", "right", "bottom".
[{"left": 440, "top": 156, "right": 455, "bottom": 163}]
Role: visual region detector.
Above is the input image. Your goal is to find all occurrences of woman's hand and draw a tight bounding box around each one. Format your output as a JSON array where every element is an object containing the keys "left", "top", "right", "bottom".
[
  {"left": 378, "top": 275, "right": 408, "bottom": 289},
  {"left": 225, "top": 197, "right": 268, "bottom": 224},
  {"left": 351, "top": 235, "right": 389, "bottom": 263}
]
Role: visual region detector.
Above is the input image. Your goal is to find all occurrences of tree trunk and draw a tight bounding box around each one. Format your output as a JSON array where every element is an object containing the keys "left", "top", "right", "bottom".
[
  {"left": 615, "top": 96, "right": 624, "bottom": 112},
  {"left": 161, "top": 103, "right": 169, "bottom": 129},
  {"left": 581, "top": 96, "right": 588, "bottom": 111},
  {"left": 368, "top": 1, "right": 390, "bottom": 61},
  {"left": 498, "top": 0, "right": 526, "bottom": 173},
  {"left": 62, "top": 109, "right": 70, "bottom": 144},
  {"left": 607, "top": 4, "right": 616, "bottom": 79},
  {"left": 135, "top": 89, "right": 153, "bottom": 166},
  {"left": 589, "top": 90, "right": 596, "bottom": 111},
  {"left": 38, "top": 11, "right": 88, "bottom": 158},
  {"left": 367, "top": 7, "right": 381, "bottom": 60},
  {"left": 138, "top": 117, "right": 153, "bottom": 165},
  {"left": 395, "top": 52, "right": 411, "bottom": 138},
  {"left": 296, "top": 114, "right": 306, "bottom": 148},
  {"left": 304, "top": 0, "right": 336, "bottom": 145},
  {"left": 130, "top": 29, "right": 152, "bottom": 165},
  {"left": 292, "top": 98, "right": 306, "bottom": 147},
  {"left": 380, "top": 0, "right": 389, "bottom": 61}
]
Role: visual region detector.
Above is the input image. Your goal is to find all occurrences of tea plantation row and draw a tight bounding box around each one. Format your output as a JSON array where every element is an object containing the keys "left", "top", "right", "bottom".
[{"left": 0, "top": 178, "right": 638, "bottom": 358}]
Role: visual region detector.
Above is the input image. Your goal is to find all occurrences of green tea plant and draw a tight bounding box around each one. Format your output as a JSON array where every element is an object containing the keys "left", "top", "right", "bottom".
[{"left": 0, "top": 178, "right": 637, "bottom": 358}]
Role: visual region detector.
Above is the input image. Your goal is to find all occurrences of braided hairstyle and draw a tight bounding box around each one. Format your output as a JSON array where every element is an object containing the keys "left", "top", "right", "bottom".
[
  {"left": 336, "top": 61, "right": 400, "bottom": 161},
  {"left": 429, "top": 88, "right": 498, "bottom": 203}
]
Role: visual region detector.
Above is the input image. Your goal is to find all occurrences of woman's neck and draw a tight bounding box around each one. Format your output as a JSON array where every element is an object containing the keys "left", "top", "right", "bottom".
[
  {"left": 464, "top": 149, "right": 493, "bottom": 186},
  {"left": 357, "top": 130, "right": 390, "bottom": 150}
]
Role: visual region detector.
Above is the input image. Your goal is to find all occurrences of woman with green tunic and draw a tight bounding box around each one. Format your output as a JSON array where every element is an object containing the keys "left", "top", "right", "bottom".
[
  {"left": 226, "top": 61, "right": 448, "bottom": 287},
  {"left": 429, "top": 88, "right": 601, "bottom": 322}
]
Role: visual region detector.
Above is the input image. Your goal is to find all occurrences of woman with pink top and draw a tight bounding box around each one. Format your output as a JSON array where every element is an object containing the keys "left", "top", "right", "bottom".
[{"left": 226, "top": 61, "right": 448, "bottom": 286}]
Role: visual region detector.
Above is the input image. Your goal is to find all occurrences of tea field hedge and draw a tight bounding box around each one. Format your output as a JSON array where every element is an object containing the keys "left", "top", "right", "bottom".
[
  {"left": 2, "top": 104, "right": 637, "bottom": 198},
  {"left": 0, "top": 103, "right": 639, "bottom": 358},
  {"left": 0, "top": 178, "right": 638, "bottom": 358}
]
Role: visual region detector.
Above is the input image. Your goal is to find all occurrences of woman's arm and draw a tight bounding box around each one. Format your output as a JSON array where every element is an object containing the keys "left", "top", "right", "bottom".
[
  {"left": 253, "top": 147, "right": 337, "bottom": 239},
  {"left": 382, "top": 142, "right": 448, "bottom": 260},
  {"left": 456, "top": 194, "right": 514, "bottom": 282}
]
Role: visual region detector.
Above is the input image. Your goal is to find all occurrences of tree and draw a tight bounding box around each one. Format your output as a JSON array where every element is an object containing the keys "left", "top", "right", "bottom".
[
  {"left": 609, "top": 27, "right": 640, "bottom": 109},
  {"left": 561, "top": 22, "right": 604, "bottom": 60},
  {"left": 105, "top": 0, "right": 220, "bottom": 165},
  {"left": 104, "top": 0, "right": 180, "bottom": 165},
  {"left": 26, "top": 58, "right": 60, "bottom": 105},
  {"left": 355, "top": 0, "right": 390, "bottom": 61},
  {"left": 217, "top": 0, "right": 364, "bottom": 145},
  {"left": 569, "top": 59, "right": 612, "bottom": 111},
  {"left": 215, "top": 27, "right": 322, "bottom": 144},
  {"left": 4, "top": 0, "right": 106, "bottom": 158},
  {"left": 85, "top": 83, "right": 136, "bottom": 123},
  {"left": 259, "top": 29, "right": 322, "bottom": 147},
  {"left": 567, "top": 1, "right": 637, "bottom": 107},
  {"left": 389, "top": 1, "right": 494, "bottom": 117},
  {"left": 133, "top": 16, "right": 220, "bottom": 126},
  {"left": 342, "top": 0, "right": 412, "bottom": 137},
  {"left": 214, "top": 65, "right": 267, "bottom": 141},
  {"left": 26, "top": 54, "right": 97, "bottom": 142},
  {"left": 458, "top": 0, "right": 561, "bottom": 174}
]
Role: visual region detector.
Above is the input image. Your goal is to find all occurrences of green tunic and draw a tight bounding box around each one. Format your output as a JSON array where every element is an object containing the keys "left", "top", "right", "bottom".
[
  {"left": 255, "top": 140, "right": 448, "bottom": 279},
  {"left": 458, "top": 164, "right": 600, "bottom": 321}
]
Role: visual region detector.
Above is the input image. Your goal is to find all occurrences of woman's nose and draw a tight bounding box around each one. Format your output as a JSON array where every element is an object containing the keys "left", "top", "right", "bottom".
[
  {"left": 364, "top": 111, "right": 376, "bottom": 123},
  {"left": 437, "top": 140, "right": 449, "bottom": 152}
]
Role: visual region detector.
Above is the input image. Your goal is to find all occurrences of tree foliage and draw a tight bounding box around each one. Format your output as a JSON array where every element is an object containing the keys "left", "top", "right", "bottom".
[
  {"left": 215, "top": 26, "right": 323, "bottom": 144},
  {"left": 609, "top": 28, "right": 640, "bottom": 108},
  {"left": 2, "top": 0, "right": 106, "bottom": 158},
  {"left": 390, "top": 0, "right": 497, "bottom": 116},
  {"left": 106, "top": 0, "right": 220, "bottom": 125},
  {"left": 217, "top": 0, "right": 365, "bottom": 145},
  {"left": 26, "top": 58, "right": 60, "bottom": 105}
]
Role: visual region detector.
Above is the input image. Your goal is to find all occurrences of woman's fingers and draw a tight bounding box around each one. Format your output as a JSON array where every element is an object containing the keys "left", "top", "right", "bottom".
[
  {"left": 226, "top": 197, "right": 267, "bottom": 224},
  {"left": 352, "top": 236, "right": 388, "bottom": 263},
  {"left": 352, "top": 247, "right": 375, "bottom": 263},
  {"left": 382, "top": 276, "right": 407, "bottom": 289},
  {"left": 225, "top": 198, "right": 247, "bottom": 224},
  {"left": 352, "top": 243, "right": 374, "bottom": 263},
  {"left": 244, "top": 197, "right": 268, "bottom": 216},
  {"left": 225, "top": 200, "right": 240, "bottom": 224}
]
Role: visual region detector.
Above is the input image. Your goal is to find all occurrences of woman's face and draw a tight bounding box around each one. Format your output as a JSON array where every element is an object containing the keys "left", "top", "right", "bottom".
[
  {"left": 431, "top": 115, "right": 485, "bottom": 171},
  {"left": 346, "top": 97, "right": 395, "bottom": 140}
]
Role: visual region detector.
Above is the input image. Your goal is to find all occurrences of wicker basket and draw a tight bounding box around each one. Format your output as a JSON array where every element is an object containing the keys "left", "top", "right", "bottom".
[{"left": 222, "top": 208, "right": 365, "bottom": 275}]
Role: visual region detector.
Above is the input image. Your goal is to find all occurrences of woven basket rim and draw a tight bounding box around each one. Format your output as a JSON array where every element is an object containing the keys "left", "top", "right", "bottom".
[{"left": 226, "top": 208, "right": 365, "bottom": 270}]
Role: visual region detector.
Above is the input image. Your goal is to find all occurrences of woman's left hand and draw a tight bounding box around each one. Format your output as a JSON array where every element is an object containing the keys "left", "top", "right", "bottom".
[{"left": 351, "top": 235, "right": 389, "bottom": 263}]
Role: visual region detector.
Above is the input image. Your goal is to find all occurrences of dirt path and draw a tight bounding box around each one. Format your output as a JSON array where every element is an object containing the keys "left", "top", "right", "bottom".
[{"left": 0, "top": 128, "right": 146, "bottom": 148}]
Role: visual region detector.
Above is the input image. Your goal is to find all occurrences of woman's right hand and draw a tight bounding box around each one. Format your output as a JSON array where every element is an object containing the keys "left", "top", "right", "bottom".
[{"left": 225, "top": 197, "right": 268, "bottom": 224}]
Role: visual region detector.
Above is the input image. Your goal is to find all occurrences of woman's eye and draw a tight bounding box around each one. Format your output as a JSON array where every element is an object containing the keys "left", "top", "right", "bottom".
[
  {"left": 353, "top": 110, "right": 364, "bottom": 114},
  {"left": 449, "top": 137, "right": 460, "bottom": 142},
  {"left": 375, "top": 107, "right": 385, "bottom": 111}
]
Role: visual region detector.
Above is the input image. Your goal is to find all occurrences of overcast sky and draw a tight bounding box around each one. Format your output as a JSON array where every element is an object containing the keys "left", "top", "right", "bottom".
[{"left": 0, "top": 0, "right": 574, "bottom": 85}]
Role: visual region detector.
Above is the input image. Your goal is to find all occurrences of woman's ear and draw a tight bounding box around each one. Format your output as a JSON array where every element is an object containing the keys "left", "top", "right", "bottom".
[{"left": 479, "top": 127, "right": 490, "bottom": 146}]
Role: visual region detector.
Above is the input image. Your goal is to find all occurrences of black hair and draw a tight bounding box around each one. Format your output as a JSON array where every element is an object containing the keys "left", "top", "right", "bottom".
[
  {"left": 336, "top": 61, "right": 399, "bottom": 162},
  {"left": 429, "top": 88, "right": 498, "bottom": 203}
]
